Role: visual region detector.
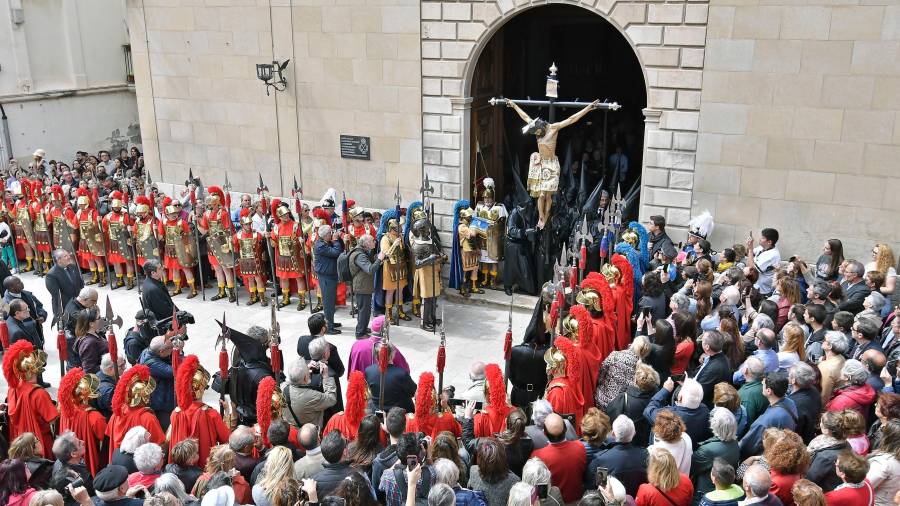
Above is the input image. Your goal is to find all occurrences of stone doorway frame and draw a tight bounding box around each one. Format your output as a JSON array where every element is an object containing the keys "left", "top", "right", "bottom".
[{"left": 421, "top": 0, "right": 708, "bottom": 244}]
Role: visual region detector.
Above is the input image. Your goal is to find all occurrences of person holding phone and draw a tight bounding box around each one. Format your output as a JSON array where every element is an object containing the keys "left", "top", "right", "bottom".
[{"left": 378, "top": 433, "right": 434, "bottom": 506}]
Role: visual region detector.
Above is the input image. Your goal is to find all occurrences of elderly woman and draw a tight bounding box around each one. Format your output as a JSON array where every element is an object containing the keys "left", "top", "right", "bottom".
[
  {"left": 858, "top": 291, "right": 887, "bottom": 323},
  {"left": 825, "top": 360, "right": 877, "bottom": 420},
  {"left": 713, "top": 383, "right": 747, "bottom": 438},
  {"left": 467, "top": 438, "right": 520, "bottom": 506},
  {"left": 154, "top": 473, "right": 199, "bottom": 506},
  {"left": 605, "top": 363, "right": 659, "bottom": 447},
  {"left": 524, "top": 400, "right": 577, "bottom": 450},
  {"left": 128, "top": 442, "right": 164, "bottom": 488},
  {"left": 8, "top": 433, "right": 53, "bottom": 489},
  {"left": 765, "top": 430, "right": 811, "bottom": 505},
  {"left": 112, "top": 426, "right": 150, "bottom": 474},
  {"left": 432, "top": 457, "right": 486, "bottom": 505},
  {"left": 506, "top": 482, "right": 536, "bottom": 506},
  {"left": 430, "top": 432, "right": 470, "bottom": 487},
  {"left": 867, "top": 419, "right": 900, "bottom": 506},
  {"left": 635, "top": 448, "right": 694, "bottom": 506},
  {"left": 580, "top": 408, "right": 612, "bottom": 463},
  {"left": 806, "top": 411, "right": 852, "bottom": 493},
  {"left": 818, "top": 331, "right": 849, "bottom": 404},
  {"left": 690, "top": 408, "right": 740, "bottom": 503},
  {"left": 648, "top": 410, "right": 693, "bottom": 475},
  {"left": 283, "top": 357, "right": 337, "bottom": 429},
  {"left": 520, "top": 457, "right": 564, "bottom": 506},
  {"left": 594, "top": 335, "right": 651, "bottom": 409}
]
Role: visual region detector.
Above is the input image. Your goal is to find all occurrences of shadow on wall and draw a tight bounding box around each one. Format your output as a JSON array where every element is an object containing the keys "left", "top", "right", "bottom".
[{"left": 105, "top": 123, "right": 142, "bottom": 155}]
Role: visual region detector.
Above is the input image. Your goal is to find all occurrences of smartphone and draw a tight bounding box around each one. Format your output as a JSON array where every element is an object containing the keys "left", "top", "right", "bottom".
[
  {"left": 641, "top": 307, "right": 651, "bottom": 317},
  {"left": 671, "top": 373, "right": 686, "bottom": 383},
  {"left": 406, "top": 455, "right": 419, "bottom": 471},
  {"left": 595, "top": 467, "right": 609, "bottom": 488},
  {"left": 536, "top": 484, "right": 549, "bottom": 499},
  {"left": 375, "top": 410, "right": 385, "bottom": 423},
  {"left": 69, "top": 477, "right": 85, "bottom": 489}
]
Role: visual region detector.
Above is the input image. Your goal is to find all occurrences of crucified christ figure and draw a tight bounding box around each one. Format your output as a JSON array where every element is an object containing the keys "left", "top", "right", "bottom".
[{"left": 507, "top": 99, "right": 600, "bottom": 229}]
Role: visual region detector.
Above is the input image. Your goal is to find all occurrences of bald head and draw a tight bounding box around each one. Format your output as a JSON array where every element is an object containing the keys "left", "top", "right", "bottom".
[
  {"left": 299, "top": 424, "right": 320, "bottom": 450},
  {"left": 149, "top": 336, "right": 172, "bottom": 357},
  {"left": 861, "top": 349, "right": 886, "bottom": 373},
  {"left": 470, "top": 362, "right": 486, "bottom": 380},
  {"left": 544, "top": 413, "right": 565, "bottom": 442},
  {"left": 743, "top": 465, "right": 772, "bottom": 499}
]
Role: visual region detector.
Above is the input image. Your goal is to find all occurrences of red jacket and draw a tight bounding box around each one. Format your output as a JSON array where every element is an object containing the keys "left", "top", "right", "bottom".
[
  {"left": 823, "top": 481, "right": 874, "bottom": 506},
  {"left": 825, "top": 383, "right": 877, "bottom": 421},
  {"left": 531, "top": 440, "right": 587, "bottom": 503},
  {"left": 635, "top": 474, "right": 694, "bottom": 506}
]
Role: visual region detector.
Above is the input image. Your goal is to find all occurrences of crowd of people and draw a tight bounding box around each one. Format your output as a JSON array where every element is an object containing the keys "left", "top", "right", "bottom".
[{"left": 1, "top": 148, "right": 900, "bottom": 506}]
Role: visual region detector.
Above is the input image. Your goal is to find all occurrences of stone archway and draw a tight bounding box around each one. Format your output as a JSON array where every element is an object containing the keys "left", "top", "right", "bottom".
[{"left": 421, "top": 0, "right": 708, "bottom": 242}]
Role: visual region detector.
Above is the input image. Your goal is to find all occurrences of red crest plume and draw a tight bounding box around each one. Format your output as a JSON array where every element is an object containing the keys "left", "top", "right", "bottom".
[
  {"left": 111, "top": 365, "right": 150, "bottom": 416},
  {"left": 582, "top": 274, "right": 614, "bottom": 317},
  {"left": 31, "top": 180, "right": 44, "bottom": 195},
  {"left": 59, "top": 367, "right": 85, "bottom": 418},
  {"left": 135, "top": 195, "right": 152, "bottom": 207},
  {"left": 107, "top": 329, "right": 119, "bottom": 368},
  {"left": 218, "top": 347, "right": 229, "bottom": 382},
  {"left": 568, "top": 304, "right": 595, "bottom": 349},
  {"left": 162, "top": 196, "right": 173, "bottom": 208},
  {"left": 414, "top": 372, "right": 436, "bottom": 436},
  {"left": 239, "top": 208, "right": 251, "bottom": 219},
  {"left": 207, "top": 186, "right": 224, "bottom": 203},
  {"left": 312, "top": 207, "right": 330, "bottom": 221},
  {"left": 3, "top": 340, "right": 34, "bottom": 388},
  {"left": 176, "top": 355, "right": 200, "bottom": 411},
  {"left": 76, "top": 187, "right": 90, "bottom": 198},
  {"left": 436, "top": 345, "right": 446, "bottom": 374},
  {"left": 0, "top": 320, "right": 9, "bottom": 349},
  {"left": 51, "top": 185, "right": 64, "bottom": 201},
  {"left": 484, "top": 364, "right": 510, "bottom": 427},
  {"left": 611, "top": 254, "right": 634, "bottom": 300},
  {"left": 256, "top": 376, "right": 277, "bottom": 447},
  {"left": 110, "top": 190, "right": 123, "bottom": 201},
  {"left": 345, "top": 371, "right": 367, "bottom": 427},
  {"left": 270, "top": 199, "right": 282, "bottom": 223},
  {"left": 553, "top": 336, "right": 582, "bottom": 386}
]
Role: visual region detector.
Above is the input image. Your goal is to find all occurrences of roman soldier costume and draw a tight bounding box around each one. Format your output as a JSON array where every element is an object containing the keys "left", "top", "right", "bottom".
[
  {"left": 199, "top": 186, "right": 238, "bottom": 302},
  {"left": 73, "top": 188, "right": 108, "bottom": 286},
  {"left": 106, "top": 364, "right": 166, "bottom": 458},
  {"left": 605, "top": 254, "right": 635, "bottom": 350},
  {"left": 13, "top": 180, "right": 36, "bottom": 272},
  {"left": 405, "top": 372, "right": 461, "bottom": 439},
  {"left": 576, "top": 274, "right": 617, "bottom": 361},
  {"left": 103, "top": 191, "right": 136, "bottom": 289},
  {"left": 169, "top": 355, "right": 231, "bottom": 467},
  {"left": 377, "top": 210, "right": 410, "bottom": 324},
  {"left": 475, "top": 178, "right": 507, "bottom": 287},
  {"left": 160, "top": 198, "right": 199, "bottom": 298},
  {"left": 472, "top": 363, "right": 511, "bottom": 438},
  {"left": 132, "top": 195, "right": 161, "bottom": 267},
  {"left": 59, "top": 367, "right": 108, "bottom": 476},
  {"left": 544, "top": 337, "right": 585, "bottom": 426},
  {"left": 450, "top": 199, "right": 484, "bottom": 296},
  {"left": 2, "top": 341, "right": 56, "bottom": 458},
  {"left": 561, "top": 306, "right": 601, "bottom": 414},
  {"left": 255, "top": 376, "right": 300, "bottom": 448},
  {"left": 49, "top": 185, "right": 77, "bottom": 256},
  {"left": 410, "top": 217, "right": 444, "bottom": 331},
  {"left": 270, "top": 201, "right": 308, "bottom": 310},
  {"left": 29, "top": 180, "right": 52, "bottom": 275},
  {"left": 234, "top": 209, "right": 268, "bottom": 306},
  {"left": 323, "top": 370, "right": 368, "bottom": 441}
]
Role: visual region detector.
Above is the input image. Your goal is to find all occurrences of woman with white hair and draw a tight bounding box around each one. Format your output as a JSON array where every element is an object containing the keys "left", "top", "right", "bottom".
[
  {"left": 112, "top": 426, "right": 150, "bottom": 474},
  {"left": 825, "top": 359, "right": 878, "bottom": 420},
  {"left": 520, "top": 457, "right": 564, "bottom": 506},
  {"left": 128, "top": 443, "right": 164, "bottom": 488},
  {"left": 153, "top": 473, "right": 199, "bottom": 505},
  {"left": 524, "top": 400, "right": 577, "bottom": 449},
  {"left": 506, "top": 482, "right": 535, "bottom": 506},
  {"left": 689, "top": 407, "right": 739, "bottom": 503},
  {"left": 432, "top": 458, "right": 487, "bottom": 506}
]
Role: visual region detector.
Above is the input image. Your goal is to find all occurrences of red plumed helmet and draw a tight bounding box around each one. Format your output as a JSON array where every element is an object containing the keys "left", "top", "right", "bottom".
[
  {"left": 207, "top": 186, "right": 225, "bottom": 204},
  {"left": 239, "top": 208, "right": 251, "bottom": 219},
  {"left": 312, "top": 207, "right": 330, "bottom": 221},
  {"left": 484, "top": 364, "right": 510, "bottom": 426},
  {"left": 345, "top": 199, "right": 356, "bottom": 208},
  {"left": 568, "top": 304, "right": 595, "bottom": 348},
  {"left": 553, "top": 336, "right": 583, "bottom": 388},
  {"left": 581, "top": 274, "right": 615, "bottom": 317},
  {"left": 345, "top": 371, "right": 368, "bottom": 427},
  {"left": 256, "top": 376, "right": 277, "bottom": 446},
  {"left": 59, "top": 367, "right": 85, "bottom": 419},
  {"left": 50, "top": 184, "right": 64, "bottom": 201},
  {"left": 0, "top": 320, "right": 9, "bottom": 349},
  {"left": 134, "top": 195, "right": 152, "bottom": 207},
  {"left": 31, "top": 180, "right": 44, "bottom": 195},
  {"left": 162, "top": 196, "right": 173, "bottom": 208},
  {"left": 111, "top": 365, "right": 151, "bottom": 416},
  {"left": 611, "top": 254, "right": 635, "bottom": 300},
  {"left": 2, "top": 340, "right": 35, "bottom": 389},
  {"left": 175, "top": 355, "right": 200, "bottom": 411},
  {"left": 270, "top": 199, "right": 282, "bottom": 222},
  {"left": 414, "top": 372, "right": 436, "bottom": 436}
]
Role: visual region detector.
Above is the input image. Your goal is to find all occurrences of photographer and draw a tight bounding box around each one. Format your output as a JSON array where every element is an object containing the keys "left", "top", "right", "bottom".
[
  {"left": 283, "top": 357, "right": 337, "bottom": 428},
  {"left": 124, "top": 309, "right": 157, "bottom": 366},
  {"left": 141, "top": 259, "right": 175, "bottom": 327},
  {"left": 378, "top": 433, "right": 435, "bottom": 506},
  {"left": 49, "top": 432, "right": 95, "bottom": 506}
]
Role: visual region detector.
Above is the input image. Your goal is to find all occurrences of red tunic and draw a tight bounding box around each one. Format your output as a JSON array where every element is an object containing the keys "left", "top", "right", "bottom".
[
  {"left": 270, "top": 221, "right": 304, "bottom": 279},
  {"left": 168, "top": 401, "right": 230, "bottom": 468},
  {"left": 324, "top": 412, "right": 362, "bottom": 441},
  {"left": 473, "top": 408, "right": 508, "bottom": 438},
  {"left": 546, "top": 377, "right": 584, "bottom": 428},
  {"left": 233, "top": 230, "right": 266, "bottom": 285},
  {"left": 102, "top": 211, "right": 131, "bottom": 264},
  {"left": 199, "top": 209, "right": 233, "bottom": 267},
  {"left": 588, "top": 315, "right": 616, "bottom": 366},
  {"left": 610, "top": 285, "right": 631, "bottom": 350},
  {"left": 107, "top": 406, "right": 166, "bottom": 459},
  {"left": 7, "top": 382, "right": 57, "bottom": 459},
  {"left": 74, "top": 208, "right": 103, "bottom": 261},
  {"left": 159, "top": 218, "right": 192, "bottom": 272},
  {"left": 60, "top": 408, "right": 107, "bottom": 477},
  {"left": 405, "top": 412, "right": 462, "bottom": 439},
  {"left": 30, "top": 201, "right": 51, "bottom": 252}
]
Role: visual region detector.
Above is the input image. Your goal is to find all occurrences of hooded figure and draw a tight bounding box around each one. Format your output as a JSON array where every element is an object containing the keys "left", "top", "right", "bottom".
[
  {"left": 503, "top": 164, "right": 539, "bottom": 295},
  {"left": 169, "top": 355, "right": 231, "bottom": 468},
  {"left": 405, "top": 372, "right": 461, "bottom": 438},
  {"left": 510, "top": 283, "right": 554, "bottom": 408},
  {"left": 106, "top": 365, "right": 165, "bottom": 458},
  {"left": 212, "top": 323, "right": 275, "bottom": 426},
  {"left": 59, "top": 367, "right": 107, "bottom": 476}
]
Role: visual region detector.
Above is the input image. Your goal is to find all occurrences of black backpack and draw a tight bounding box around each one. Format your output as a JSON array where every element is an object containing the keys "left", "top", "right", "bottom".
[{"left": 337, "top": 248, "right": 355, "bottom": 283}]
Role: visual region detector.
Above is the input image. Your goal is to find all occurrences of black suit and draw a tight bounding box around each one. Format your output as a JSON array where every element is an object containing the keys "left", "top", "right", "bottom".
[
  {"left": 838, "top": 281, "right": 870, "bottom": 315},
  {"left": 4, "top": 290, "right": 48, "bottom": 341},
  {"left": 364, "top": 363, "right": 416, "bottom": 412},
  {"left": 6, "top": 315, "right": 44, "bottom": 349},
  {"left": 297, "top": 334, "right": 346, "bottom": 420},
  {"left": 788, "top": 386, "right": 822, "bottom": 444},
  {"left": 45, "top": 264, "right": 84, "bottom": 323},
  {"left": 692, "top": 353, "right": 731, "bottom": 407},
  {"left": 141, "top": 276, "right": 175, "bottom": 326}
]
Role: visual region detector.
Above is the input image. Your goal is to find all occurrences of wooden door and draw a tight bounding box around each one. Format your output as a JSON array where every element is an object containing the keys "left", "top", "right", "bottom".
[{"left": 469, "top": 31, "right": 504, "bottom": 201}]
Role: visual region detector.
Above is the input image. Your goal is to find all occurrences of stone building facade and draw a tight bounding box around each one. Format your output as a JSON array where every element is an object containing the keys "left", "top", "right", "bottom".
[{"left": 127, "top": 0, "right": 899, "bottom": 259}]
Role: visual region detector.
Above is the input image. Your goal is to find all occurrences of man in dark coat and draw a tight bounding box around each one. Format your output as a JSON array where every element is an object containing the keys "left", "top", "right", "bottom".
[
  {"left": 123, "top": 309, "right": 157, "bottom": 366},
  {"left": 787, "top": 362, "right": 823, "bottom": 444},
  {"left": 313, "top": 225, "right": 343, "bottom": 334},
  {"left": 838, "top": 261, "right": 870, "bottom": 315},
  {"left": 4, "top": 275, "right": 48, "bottom": 341},
  {"left": 94, "top": 354, "right": 121, "bottom": 418},
  {"left": 6, "top": 298, "right": 49, "bottom": 387},
  {"left": 647, "top": 215, "right": 677, "bottom": 264},
  {"left": 313, "top": 431, "right": 355, "bottom": 497},
  {"left": 140, "top": 259, "right": 175, "bottom": 329},
  {"left": 510, "top": 294, "right": 552, "bottom": 409},
  {"left": 297, "top": 313, "right": 345, "bottom": 422},
  {"left": 692, "top": 330, "right": 733, "bottom": 407},
  {"left": 62, "top": 288, "right": 98, "bottom": 368},
  {"left": 585, "top": 416, "right": 647, "bottom": 496},
  {"left": 139, "top": 336, "right": 179, "bottom": 431},
  {"left": 364, "top": 342, "right": 416, "bottom": 412},
  {"left": 44, "top": 249, "right": 84, "bottom": 326},
  {"left": 643, "top": 377, "right": 712, "bottom": 449}
]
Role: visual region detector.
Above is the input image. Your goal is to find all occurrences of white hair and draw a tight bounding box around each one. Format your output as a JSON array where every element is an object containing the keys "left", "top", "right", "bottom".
[
  {"left": 531, "top": 400, "right": 554, "bottom": 429},
  {"left": 709, "top": 407, "right": 737, "bottom": 442},
  {"left": 507, "top": 483, "right": 536, "bottom": 506},
  {"left": 100, "top": 353, "right": 115, "bottom": 374},
  {"left": 432, "top": 458, "right": 459, "bottom": 486},
  {"left": 133, "top": 442, "right": 163, "bottom": 473},
  {"left": 866, "top": 292, "right": 887, "bottom": 311},
  {"left": 427, "top": 483, "right": 456, "bottom": 506},
  {"left": 120, "top": 426, "right": 150, "bottom": 453},
  {"left": 308, "top": 337, "right": 329, "bottom": 360},
  {"left": 521, "top": 457, "right": 551, "bottom": 486},
  {"left": 287, "top": 358, "right": 310, "bottom": 386},
  {"left": 95, "top": 489, "right": 123, "bottom": 502},
  {"left": 678, "top": 378, "right": 704, "bottom": 410},
  {"left": 841, "top": 359, "right": 868, "bottom": 386},
  {"left": 744, "top": 356, "right": 765, "bottom": 381},
  {"left": 78, "top": 287, "right": 98, "bottom": 301},
  {"left": 612, "top": 415, "right": 635, "bottom": 443},
  {"left": 825, "top": 330, "right": 850, "bottom": 355},
  {"left": 318, "top": 224, "right": 332, "bottom": 238},
  {"left": 155, "top": 473, "right": 194, "bottom": 503}
]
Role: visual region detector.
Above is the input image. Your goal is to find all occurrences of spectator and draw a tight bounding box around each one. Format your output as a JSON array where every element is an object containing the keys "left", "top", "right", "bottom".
[
  {"left": 348, "top": 415, "right": 384, "bottom": 478},
  {"left": 818, "top": 331, "right": 850, "bottom": 404},
  {"left": 294, "top": 424, "right": 326, "bottom": 481},
  {"left": 823, "top": 451, "right": 874, "bottom": 506},
  {"left": 778, "top": 323, "right": 806, "bottom": 371},
  {"left": 5, "top": 299, "right": 48, "bottom": 387},
  {"left": 713, "top": 383, "right": 748, "bottom": 439},
  {"left": 825, "top": 360, "right": 877, "bottom": 421},
  {"left": 521, "top": 458, "right": 564, "bottom": 506},
  {"left": 153, "top": 472, "right": 199, "bottom": 505},
  {"left": 586, "top": 415, "right": 648, "bottom": 496},
  {"left": 113, "top": 426, "right": 150, "bottom": 474},
  {"left": 693, "top": 331, "right": 732, "bottom": 407},
  {"left": 330, "top": 471, "right": 379, "bottom": 506},
  {"left": 253, "top": 447, "right": 302, "bottom": 506},
  {"left": 140, "top": 260, "right": 175, "bottom": 327},
  {"left": 635, "top": 447, "right": 694, "bottom": 506},
  {"left": 739, "top": 370, "right": 798, "bottom": 459},
  {"left": 530, "top": 413, "right": 587, "bottom": 503},
  {"left": 426, "top": 483, "right": 456, "bottom": 506},
  {"left": 459, "top": 362, "right": 488, "bottom": 403},
  {"left": 644, "top": 377, "right": 710, "bottom": 449},
  {"left": 4, "top": 275, "right": 47, "bottom": 341},
  {"left": 349, "top": 234, "right": 384, "bottom": 337},
  {"left": 851, "top": 317, "right": 884, "bottom": 360},
  {"left": 861, "top": 349, "right": 887, "bottom": 393},
  {"left": 49, "top": 432, "right": 94, "bottom": 504},
  {"left": 639, "top": 272, "right": 668, "bottom": 322},
  {"left": 431, "top": 458, "right": 486, "bottom": 506},
  {"left": 697, "top": 458, "right": 744, "bottom": 506},
  {"left": 868, "top": 392, "right": 900, "bottom": 451},
  {"left": 191, "top": 445, "right": 251, "bottom": 504},
  {"left": 803, "top": 303, "right": 829, "bottom": 362},
  {"left": 378, "top": 433, "right": 434, "bottom": 506},
  {"left": 61, "top": 287, "right": 98, "bottom": 368},
  {"left": 737, "top": 357, "right": 768, "bottom": 428},
  {"left": 595, "top": 335, "right": 652, "bottom": 410},
  {"left": 73, "top": 308, "right": 107, "bottom": 375},
  {"left": 806, "top": 410, "right": 852, "bottom": 493},
  {"left": 494, "top": 409, "right": 534, "bottom": 478},
  {"left": 579, "top": 408, "right": 612, "bottom": 465},
  {"left": 790, "top": 480, "right": 826, "bottom": 506},
  {"left": 739, "top": 464, "right": 782, "bottom": 506},
  {"left": 734, "top": 329, "right": 779, "bottom": 385},
  {"left": 0, "top": 459, "right": 36, "bottom": 506},
  {"left": 364, "top": 341, "right": 416, "bottom": 412},
  {"left": 746, "top": 228, "right": 781, "bottom": 297},
  {"left": 139, "top": 336, "right": 179, "bottom": 430},
  {"left": 765, "top": 429, "right": 810, "bottom": 505},
  {"left": 164, "top": 438, "right": 202, "bottom": 493},
  {"left": 251, "top": 420, "right": 304, "bottom": 480},
  {"left": 128, "top": 442, "right": 164, "bottom": 488},
  {"left": 313, "top": 224, "right": 344, "bottom": 334},
  {"left": 605, "top": 362, "right": 658, "bottom": 447},
  {"left": 124, "top": 309, "right": 157, "bottom": 366},
  {"left": 283, "top": 357, "right": 337, "bottom": 428},
  {"left": 92, "top": 465, "right": 146, "bottom": 506},
  {"left": 866, "top": 419, "right": 900, "bottom": 506},
  {"left": 348, "top": 316, "right": 411, "bottom": 375},
  {"left": 428, "top": 432, "right": 469, "bottom": 488},
  {"left": 372, "top": 408, "right": 407, "bottom": 498},
  {"left": 7, "top": 432, "right": 53, "bottom": 489},
  {"left": 467, "top": 438, "right": 520, "bottom": 506},
  {"left": 645, "top": 319, "right": 676, "bottom": 384},
  {"left": 648, "top": 409, "right": 693, "bottom": 475},
  {"left": 524, "top": 400, "right": 577, "bottom": 450},
  {"left": 671, "top": 313, "right": 697, "bottom": 375},
  {"left": 691, "top": 408, "right": 739, "bottom": 502},
  {"left": 838, "top": 261, "right": 870, "bottom": 315},
  {"left": 787, "top": 363, "right": 822, "bottom": 444},
  {"left": 229, "top": 426, "right": 261, "bottom": 483},
  {"left": 842, "top": 408, "right": 870, "bottom": 456}
]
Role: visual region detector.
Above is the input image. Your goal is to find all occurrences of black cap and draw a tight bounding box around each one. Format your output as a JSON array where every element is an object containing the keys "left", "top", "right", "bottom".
[
  {"left": 135, "top": 309, "right": 156, "bottom": 321},
  {"left": 93, "top": 464, "right": 129, "bottom": 492}
]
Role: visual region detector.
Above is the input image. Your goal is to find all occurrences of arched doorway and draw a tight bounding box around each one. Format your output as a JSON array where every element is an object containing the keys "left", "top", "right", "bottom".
[{"left": 467, "top": 4, "right": 647, "bottom": 284}]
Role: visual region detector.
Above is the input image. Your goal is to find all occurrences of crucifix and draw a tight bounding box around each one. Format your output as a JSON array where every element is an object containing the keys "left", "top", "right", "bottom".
[{"left": 490, "top": 63, "right": 621, "bottom": 229}]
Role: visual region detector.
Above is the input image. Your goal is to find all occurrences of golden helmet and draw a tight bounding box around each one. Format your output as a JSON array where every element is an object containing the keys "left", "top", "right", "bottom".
[
  {"left": 129, "top": 376, "right": 157, "bottom": 408},
  {"left": 349, "top": 207, "right": 364, "bottom": 220},
  {"left": 575, "top": 289, "right": 601, "bottom": 312},
  {"left": 560, "top": 314, "right": 579, "bottom": 342},
  {"left": 205, "top": 194, "right": 220, "bottom": 207},
  {"left": 276, "top": 205, "right": 292, "bottom": 220},
  {"left": 77, "top": 195, "right": 90, "bottom": 207},
  {"left": 543, "top": 346, "right": 567, "bottom": 376},
  {"left": 621, "top": 228, "right": 639, "bottom": 249},
  {"left": 412, "top": 207, "right": 427, "bottom": 222},
  {"left": 165, "top": 204, "right": 180, "bottom": 215},
  {"left": 3, "top": 342, "right": 47, "bottom": 388},
  {"left": 135, "top": 203, "right": 150, "bottom": 215},
  {"left": 459, "top": 208, "right": 473, "bottom": 221},
  {"left": 240, "top": 215, "right": 253, "bottom": 226},
  {"left": 75, "top": 374, "right": 101, "bottom": 405},
  {"left": 482, "top": 186, "right": 494, "bottom": 200},
  {"left": 387, "top": 218, "right": 400, "bottom": 232},
  {"left": 191, "top": 365, "right": 212, "bottom": 401},
  {"left": 600, "top": 263, "right": 621, "bottom": 284}
]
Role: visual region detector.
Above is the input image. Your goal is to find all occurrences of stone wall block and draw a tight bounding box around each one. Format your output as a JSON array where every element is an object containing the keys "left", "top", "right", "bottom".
[
  {"left": 611, "top": 3, "right": 647, "bottom": 27},
  {"left": 648, "top": 188, "right": 692, "bottom": 208},
  {"left": 664, "top": 26, "right": 707, "bottom": 47},
  {"left": 669, "top": 171, "right": 693, "bottom": 190},
  {"left": 423, "top": 21, "right": 457, "bottom": 40},
  {"left": 705, "top": 39, "right": 754, "bottom": 71},
  {"left": 645, "top": 168, "right": 670, "bottom": 187},
  {"left": 662, "top": 111, "right": 701, "bottom": 131},
  {"left": 648, "top": 4, "right": 683, "bottom": 24},
  {"left": 626, "top": 26, "right": 663, "bottom": 45}
]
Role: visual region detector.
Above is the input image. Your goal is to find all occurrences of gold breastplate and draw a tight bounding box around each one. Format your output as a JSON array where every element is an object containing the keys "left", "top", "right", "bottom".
[
  {"left": 165, "top": 224, "right": 181, "bottom": 242},
  {"left": 108, "top": 219, "right": 123, "bottom": 236},
  {"left": 278, "top": 235, "right": 294, "bottom": 256},
  {"left": 16, "top": 207, "right": 29, "bottom": 226},
  {"left": 136, "top": 221, "right": 153, "bottom": 241},
  {"left": 239, "top": 236, "right": 257, "bottom": 258},
  {"left": 33, "top": 210, "right": 47, "bottom": 231},
  {"left": 207, "top": 215, "right": 224, "bottom": 235}
]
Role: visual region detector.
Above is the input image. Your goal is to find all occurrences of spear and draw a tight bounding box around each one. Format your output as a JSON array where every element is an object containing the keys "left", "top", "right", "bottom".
[
  {"left": 392, "top": 181, "right": 402, "bottom": 324},
  {"left": 217, "top": 312, "right": 230, "bottom": 417},
  {"left": 166, "top": 307, "right": 182, "bottom": 373},
  {"left": 259, "top": 174, "right": 281, "bottom": 311},
  {"left": 269, "top": 303, "right": 282, "bottom": 375},
  {"left": 343, "top": 191, "right": 356, "bottom": 317},
  {"left": 291, "top": 176, "right": 314, "bottom": 312},
  {"left": 437, "top": 305, "right": 446, "bottom": 394},
  {"left": 104, "top": 296, "right": 124, "bottom": 381},
  {"left": 377, "top": 319, "right": 391, "bottom": 411},
  {"left": 55, "top": 289, "right": 67, "bottom": 376},
  {"left": 503, "top": 293, "right": 513, "bottom": 388},
  {"left": 192, "top": 177, "right": 206, "bottom": 301}
]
